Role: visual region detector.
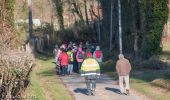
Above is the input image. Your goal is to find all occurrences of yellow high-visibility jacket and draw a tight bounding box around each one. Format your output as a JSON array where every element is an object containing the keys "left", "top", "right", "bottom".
[{"left": 80, "top": 58, "right": 100, "bottom": 76}]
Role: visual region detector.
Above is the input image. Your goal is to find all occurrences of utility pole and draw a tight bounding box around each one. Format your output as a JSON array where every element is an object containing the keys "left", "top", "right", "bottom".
[
  {"left": 28, "top": 0, "right": 33, "bottom": 39},
  {"left": 48, "top": 0, "right": 54, "bottom": 43},
  {"left": 118, "top": 0, "right": 122, "bottom": 54},
  {"left": 26, "top": 0, "right": 34, "bottom": 54},
  {"left": 109, "top": 0, "right": 113, "bottom": 51}
]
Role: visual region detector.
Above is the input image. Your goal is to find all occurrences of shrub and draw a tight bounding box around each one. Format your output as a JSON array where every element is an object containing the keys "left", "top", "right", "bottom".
[
  {"left": 151, "top": 79, "right": 170, "bottom": 90},
  {"left": 101, "top": 59, "right": 116, "bottom": 73},
  {"left": 0, "top": 50, "right": 35, "bottom": 99},
  {"left": 134, "top": 56, "right": 168, "bottom": 70}
]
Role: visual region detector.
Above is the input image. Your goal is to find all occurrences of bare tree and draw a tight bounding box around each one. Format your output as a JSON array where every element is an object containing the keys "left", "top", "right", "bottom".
[
  {"left": 70, "top": 0, "right": 84, "bottom": 23},
  {"left": 83, "top": 0, "right": 89, "bottom": 26}
]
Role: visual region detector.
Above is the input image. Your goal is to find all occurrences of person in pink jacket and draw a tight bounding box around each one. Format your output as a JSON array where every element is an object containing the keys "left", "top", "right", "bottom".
[{"left": 76, "top": 47, "right": 85, "bottom": 73}]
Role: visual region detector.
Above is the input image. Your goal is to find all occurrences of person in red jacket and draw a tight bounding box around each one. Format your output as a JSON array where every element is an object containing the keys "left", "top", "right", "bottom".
[{"left": 59, "top": 49, "right": 69, "bottom": 76}]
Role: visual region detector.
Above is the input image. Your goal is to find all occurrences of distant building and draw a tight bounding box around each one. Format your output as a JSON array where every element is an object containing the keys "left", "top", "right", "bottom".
[{"left": 25, "top": 19, "right": 41, "bottom": 26}]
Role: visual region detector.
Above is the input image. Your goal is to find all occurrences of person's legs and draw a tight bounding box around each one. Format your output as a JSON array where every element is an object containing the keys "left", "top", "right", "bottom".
[
  {"left": 70, "top": 64, "right": 73, "bottom": 74},
  {"left": 55, "top": 56, "right": 59, "bottom": 63},
  {"left": 89, "top": 79, "right": 93, "bottom": 94},
  {"left": 62, "top": 65, "right": 67, "bottom": 75},
  {"left": 78, "top": 62, "right": 82, "bottom": 73},
  {"left": 65, "top": 65, "right": 68, "bottom": 75},
  {"left": 91, "top": 79, "right": 96, "bottom": 95},
  {"left": 124, "top": 75, "right": 130, "bottom": 95},
  {"left": 119, "top": 76, "right": 125, "bottom": 94},
  {"left": 73, "top": 61, "right": 76, "bottom": 72},
  {"left": 85, "top": 78, "right": 91, "bottom": 95},
  {"left": 61, "top": 66, "right": 64, "bottom": 75},
  {"left": 74, "top": 61, "right": 78, "bottom": 73},
  {"left": 91, "top": 79, "right": 96, "bottom": 91},
  {"left": 67, "top": 64, "right": 71, "bottom": 74}
]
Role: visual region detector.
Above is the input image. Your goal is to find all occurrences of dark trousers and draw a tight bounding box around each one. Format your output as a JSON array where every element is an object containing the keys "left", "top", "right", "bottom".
[
  {"left": 61, "top": 65, "right": 68, "bottom": 75},
  {"left": 73, "top": 61, "right": 78, "bottom": 73},
  {"left": 78, "top": 62, "right": 82, "bottom": 73},
  {"left": 85, "top": 78, "right": 96, "bottom": 94}
]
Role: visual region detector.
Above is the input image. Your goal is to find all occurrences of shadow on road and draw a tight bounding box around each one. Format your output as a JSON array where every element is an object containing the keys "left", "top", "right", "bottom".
[
  {"left": 105, "top": 87, "right": 121, "bottom": 94},
  {"left": 74, "top": 88, "right": 88, "bottom": 95}
]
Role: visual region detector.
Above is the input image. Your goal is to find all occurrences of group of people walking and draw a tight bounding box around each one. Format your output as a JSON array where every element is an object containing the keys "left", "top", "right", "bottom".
[
  {"left": 53, "top": 41, "right": 132, "bottom": 96},
  {"left": 53, "top": 41, "right": 103, "bottom": 75}
]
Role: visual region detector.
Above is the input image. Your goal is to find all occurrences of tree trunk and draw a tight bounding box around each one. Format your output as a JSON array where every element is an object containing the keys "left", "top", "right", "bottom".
[
  {"left": 100, "top": 0, "right": 111, "bottom": 47},
  {"left": 84, "top": 0, "right": 89, "bottom": 26},
  {"left": 54, "top": 0, "right": 64, "bottom": 30}
]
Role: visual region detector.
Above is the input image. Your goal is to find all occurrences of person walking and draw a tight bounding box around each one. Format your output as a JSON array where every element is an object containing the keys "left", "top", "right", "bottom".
[
  {"left": 67, "top": 48, "right": 74, "bottom": 75},
  {"left": 80, "top": 53, "right": 100, "bottom": 96},
  {"left": 116, "top": 54, "right": 132, "bottom": 95},
  {"left": 59, "top": 49, "right": 69, "bottom": 76},
  {"left": 53, "top": 44, "right": 59, "bottom": 63},
  {"left": 76, "top": 47, "right": 85, "bottom": 73},
  {"left": 72, "top": 43, "right": 78, "bottom": 73}
]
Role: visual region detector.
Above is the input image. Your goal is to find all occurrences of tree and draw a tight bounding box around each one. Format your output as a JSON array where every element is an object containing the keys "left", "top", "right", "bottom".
[{"left": 54, "top": 0, "right": 64, "bottom": 30}]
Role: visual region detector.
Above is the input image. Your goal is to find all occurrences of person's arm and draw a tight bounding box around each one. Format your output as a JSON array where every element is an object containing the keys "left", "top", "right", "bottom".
[
  {"left": 59, "top": 54, "right": 61, "bottom": 61},
  {"left": 116, "top": 61, "right": 120, "bottom": 75},
  {"left": 76, "top": 52, "right": 79, "bottom": 61},
  {"left": 127, "top": 60, "right": 132, "bottom": 72},
  {"left": 101, "top": 52, "right": 103, "bottom": 61},
  {"left": 80, "top": 60, "right": 86, "bottom": 76},
  {"left": 93, "top": 51, "right": 96, "bottom": 58}
]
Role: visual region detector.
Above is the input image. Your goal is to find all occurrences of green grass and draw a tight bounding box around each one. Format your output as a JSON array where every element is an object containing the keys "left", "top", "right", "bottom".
[
  {"left": 130, "top": 70, "right": 170, "bottom": 100},
  {"left": 130, "top": 43, "right": 170, "bottom": 100},
  {"left": 24, "top": 55, "right": 73, "bottom": 100}
]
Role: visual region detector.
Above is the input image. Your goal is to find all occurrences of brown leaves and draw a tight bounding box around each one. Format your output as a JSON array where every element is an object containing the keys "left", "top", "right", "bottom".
[{"left": 0, "top": 50, "right": 35, "bottom": 99}]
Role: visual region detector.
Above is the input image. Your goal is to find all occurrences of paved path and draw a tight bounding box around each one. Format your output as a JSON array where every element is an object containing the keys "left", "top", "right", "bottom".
[{"left": 61, "top": 73, "right": 148, "bottom": 100}]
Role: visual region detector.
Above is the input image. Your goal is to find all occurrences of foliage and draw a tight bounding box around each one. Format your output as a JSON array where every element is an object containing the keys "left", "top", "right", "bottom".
[
  {"left": 0, "top": 0, "right": 35, "bottom": 99},
  {"left": 0, "top": 50, "right": 35, "bottom": 99},
  {"left": 5, "top": 0, "right": 15, "bottom": 27},
  {"left": 0, "top": 0, "right": 17, "bottom": 48},
  {"left": 54, "top": 0, "right": 64, "bottom": 30},
  {"left": 53, "top": 21, "right": 98, "bottom": 44},
  {"left": 101, "top": 59, "right": 116, "bottom": 73},
  {"left": 140, "top": 0, "right": 169, "bottom": 58},
  {"left": 99, "top": 0, "right": 169, "bottom": 59},
  {"left": 132, "top": 56, "right": 169, "bottom": 69}
]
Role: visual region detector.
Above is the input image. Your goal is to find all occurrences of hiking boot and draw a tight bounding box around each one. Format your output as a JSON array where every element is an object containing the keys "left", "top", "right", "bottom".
[
  {"left": 126, "top": 90, "right": 130, "bottom": 95},
  {"left": 91, "top": 90, "right": 95, "bottom": 96},
  {"left": 87, "top": 92, "right": 91, "bottom": 96},
  {"left": 119, "top": 92, "right": 124, "bottom": 95}
]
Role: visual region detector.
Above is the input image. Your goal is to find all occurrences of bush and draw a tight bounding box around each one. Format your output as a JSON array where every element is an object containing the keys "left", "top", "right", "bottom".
[
  {"left": 140, "top": 0, "right": 169, "bottom": 58},
  {"left": 101, "top": 59, "right": 116, "bottom": 73},
  {"left": 0, "top": 50, "right": 35, "bottom": 99},
  {"left": 133, "top": 56, "right": 168, "bottom": 70},
  {"left": 151, "top": 79, "right": 170, "bottom": 90}
]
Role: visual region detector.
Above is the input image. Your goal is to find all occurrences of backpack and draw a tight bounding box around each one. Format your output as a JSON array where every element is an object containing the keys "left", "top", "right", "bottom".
[
  {"left": 95, "top": 50, "right": 101, "bottom": 58},
  {"left": 86, "top": 52, "right": 92, "bottom": 57},
  {"left": 67, "top": 51, "right": 73, "bottom": 62},
  {"left": 78, "top": 52, "right": 83, "bottom": 59}
]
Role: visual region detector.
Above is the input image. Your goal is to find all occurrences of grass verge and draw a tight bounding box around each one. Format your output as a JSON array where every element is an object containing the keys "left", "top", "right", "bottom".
[
  {"left": 131, "top": 70, "right": 170, "bottom": 100},
  {"left": 24, "top": 55, "right": 73, "bottom": 100}
]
